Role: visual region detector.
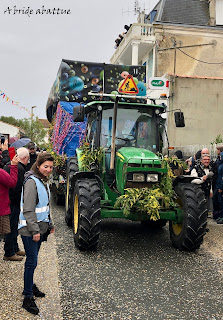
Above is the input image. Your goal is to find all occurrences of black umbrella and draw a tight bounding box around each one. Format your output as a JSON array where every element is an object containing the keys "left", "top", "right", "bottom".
[{"left": 10, "top": 138, "right": 31, "bottom": 149}]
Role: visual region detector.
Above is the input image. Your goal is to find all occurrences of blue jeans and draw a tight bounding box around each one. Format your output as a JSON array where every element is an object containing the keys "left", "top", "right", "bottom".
[
  {"left": 21, "top": 235, "right": 44, "bottom": 297},
  {"left": 4, "top": 204, "right": 20, "bottom": 257},
  {"left": 217, "top": 191, "right": 223, "bottom": 218}
]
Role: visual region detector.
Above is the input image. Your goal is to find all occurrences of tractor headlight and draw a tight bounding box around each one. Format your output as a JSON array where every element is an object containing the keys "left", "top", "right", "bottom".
[
  {"left": 147, "top": 174, "right": 158, "bottom": 182},
  {"left": 133, "top": 173, "right": 145, "bottom": 182}
]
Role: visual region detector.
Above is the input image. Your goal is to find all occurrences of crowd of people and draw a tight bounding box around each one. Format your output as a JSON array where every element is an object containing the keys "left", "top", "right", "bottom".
[
  {"left": 0, "top": 139, "right": 54, "bottom": 315},
  {"left": 1, "top": 135, "right": 223, "bottom": 315},
  {"left": 172, "top": 145, "right": 223, "bottom": 224}
]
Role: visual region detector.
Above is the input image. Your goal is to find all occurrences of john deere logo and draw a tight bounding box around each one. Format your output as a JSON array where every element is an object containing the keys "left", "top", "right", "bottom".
[{"left": 151, "top": 80, "right": 164, "bottom": 87}]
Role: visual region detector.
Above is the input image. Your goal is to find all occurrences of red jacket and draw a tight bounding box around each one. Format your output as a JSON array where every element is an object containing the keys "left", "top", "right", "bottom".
[{"left": 0, "top": 165, "right": 18, "bottom": 216}]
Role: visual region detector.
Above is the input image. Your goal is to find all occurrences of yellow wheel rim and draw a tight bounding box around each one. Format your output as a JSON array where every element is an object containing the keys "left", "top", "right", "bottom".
[
  {"left": 74, "top": 195, "right": 78, "bottom": 234},
  {"left": 65, "top": 176, "right": 69, "bottom": 212},
  {"left": 172, "top": 223, "right": 182, "bottom": 236}
]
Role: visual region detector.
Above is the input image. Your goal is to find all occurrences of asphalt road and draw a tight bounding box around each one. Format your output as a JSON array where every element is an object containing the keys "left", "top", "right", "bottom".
[{"left": 53, "top": 199, "right": 223, "bottom": 320}]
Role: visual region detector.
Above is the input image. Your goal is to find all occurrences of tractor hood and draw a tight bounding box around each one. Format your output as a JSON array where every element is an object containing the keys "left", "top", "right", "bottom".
[
  {"left": 116, "top": 147, "right": 160, "bottom": 165},
  {"left": 115, "top": 147, "right": 163, "bottom": 194}
]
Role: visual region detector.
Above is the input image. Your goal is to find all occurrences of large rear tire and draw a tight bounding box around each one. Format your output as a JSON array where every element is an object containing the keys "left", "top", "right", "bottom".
[
  {"left": 169, "top": 183, "right": 208, "bottom": 251},
  {"left": 65, "top": 157, "right": 78, "bottom": 226},
  {"left": 72, "top": 179, "right": 101, "bottom": 250}
]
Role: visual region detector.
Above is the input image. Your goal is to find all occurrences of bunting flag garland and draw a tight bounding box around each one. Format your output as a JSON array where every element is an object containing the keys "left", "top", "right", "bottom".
[{"left": 0, "top": 89, "right": 31, "bottom": 116}]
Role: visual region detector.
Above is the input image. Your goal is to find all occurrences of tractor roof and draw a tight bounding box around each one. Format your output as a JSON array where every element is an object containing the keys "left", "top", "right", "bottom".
[{"left": 84, "top": 100, "right": 165, "bottom": 112}]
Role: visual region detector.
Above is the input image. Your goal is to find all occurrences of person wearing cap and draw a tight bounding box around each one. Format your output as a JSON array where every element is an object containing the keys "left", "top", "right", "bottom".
[{"left": 26, "top": 142, "right": 37, "bottom": 171}]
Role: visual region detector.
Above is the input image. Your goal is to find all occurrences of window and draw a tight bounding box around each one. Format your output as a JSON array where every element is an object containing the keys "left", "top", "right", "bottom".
[
  {"left": 101, "top": 105, "right": 157, "bottom": 151},
  {"left": 86, "top": 111, "right": 97, "bottom": 147}
]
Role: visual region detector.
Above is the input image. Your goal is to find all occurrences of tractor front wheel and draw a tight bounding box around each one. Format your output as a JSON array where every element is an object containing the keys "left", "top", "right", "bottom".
[
  {"left": 65, "top": 157, "right": 78, "bottom": 226},
  {"left": 169, "top": 183, "right": 208, "bottom": 251},
  {"left": 72, "top": 179, "right": 101, "bottom": 250}
]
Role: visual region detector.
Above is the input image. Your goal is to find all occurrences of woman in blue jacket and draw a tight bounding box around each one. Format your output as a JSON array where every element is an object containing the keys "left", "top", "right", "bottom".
[{"left": 19, "top": 152, "right": 54, "bottom": 315}]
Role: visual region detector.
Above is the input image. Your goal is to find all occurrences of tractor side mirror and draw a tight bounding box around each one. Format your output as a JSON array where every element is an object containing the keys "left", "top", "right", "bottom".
[
  {"left": 174, "top": 112, "right": 185, "bottom": 127},
  {"left": 73, "top": 105, "right": 85, "bottom": 122}
]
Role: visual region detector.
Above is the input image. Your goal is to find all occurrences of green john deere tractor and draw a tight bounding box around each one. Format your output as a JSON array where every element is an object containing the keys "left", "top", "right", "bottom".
[{"left": 65, "top": 98, "right": 208, "bottom": 251}]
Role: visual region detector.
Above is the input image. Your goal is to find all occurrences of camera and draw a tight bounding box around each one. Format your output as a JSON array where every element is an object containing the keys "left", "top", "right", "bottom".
[{"left": 0, "top": 134, "right": 5, "bottom": 145}]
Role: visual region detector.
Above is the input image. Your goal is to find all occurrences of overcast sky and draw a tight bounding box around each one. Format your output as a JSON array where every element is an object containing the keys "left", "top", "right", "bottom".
[{"left": 0, "top": 0, "right": 159, "bottom": 120}]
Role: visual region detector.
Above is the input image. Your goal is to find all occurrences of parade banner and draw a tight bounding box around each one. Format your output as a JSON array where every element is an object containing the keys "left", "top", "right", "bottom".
[
  {"left": 46, "top": 60, "right": 147, "bottom": 121},
  {"left": 46, "top": 60, "right": 104, "bottom": 109}
]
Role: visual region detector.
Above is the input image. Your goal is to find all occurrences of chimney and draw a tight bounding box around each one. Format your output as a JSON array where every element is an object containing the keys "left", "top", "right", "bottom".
[{"left": 209, "top": 0, "right": 216, "bottom": 26}]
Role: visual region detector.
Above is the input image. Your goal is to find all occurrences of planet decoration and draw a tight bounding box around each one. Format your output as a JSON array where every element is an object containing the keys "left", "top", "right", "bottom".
[
  {"left": 60, "top": 76, "right": 84, "bottom": 98},
  {"left": 81, "top": 65, "right": 88, "bottom": 73},
  {"left": 92, "top": 78, "right": 99, "bottom": 85},
  {"left": 48, "top": 60, "right": 146, "bottom": 106},
  {"left": 136, "top": 81, "right": 147, "bottom": 96},
  {"left": 120, "top": 71, "right": 129, "bottom": 79}
]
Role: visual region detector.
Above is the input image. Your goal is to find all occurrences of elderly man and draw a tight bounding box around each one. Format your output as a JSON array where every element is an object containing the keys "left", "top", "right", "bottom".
[
  {"left": 191, "top": 154, "right": 213, "bottom": 213},
  {"left": 201, "top": 147, "right": 209, "bottom": 156},
  {"left": 3, "top": 147, "right": 30, "bottom": 261}
]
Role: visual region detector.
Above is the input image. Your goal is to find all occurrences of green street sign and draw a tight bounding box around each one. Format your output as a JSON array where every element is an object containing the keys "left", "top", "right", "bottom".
[
  {"left": 151, "top": 80, "right": 164, "bottom": 87},
  {"left": 149, "top": 77, "right": 168, "bottom": 90}
]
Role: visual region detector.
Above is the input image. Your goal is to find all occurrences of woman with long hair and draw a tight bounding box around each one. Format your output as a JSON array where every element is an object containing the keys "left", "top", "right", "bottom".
[{"left": 18, "top": 152, "right": 54, "bottom": 315}]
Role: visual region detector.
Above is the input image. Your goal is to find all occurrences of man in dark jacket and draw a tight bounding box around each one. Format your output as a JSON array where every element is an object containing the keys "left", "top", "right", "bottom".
[
  {"left": 26, "top": 141, "right": 37, "bottom": 171},
  {"left": 3, "top": 147, "right": 30, "bottom": 261},
  {"left": 215, "top": 151, "right": 223, "bottom": 224},
  {"left": 212, "top": 145, "right": 223, "bottom": 219}
]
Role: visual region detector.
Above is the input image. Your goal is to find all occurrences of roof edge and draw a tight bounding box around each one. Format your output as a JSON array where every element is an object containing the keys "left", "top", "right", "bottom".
[
  {"left": 153, "top": 21, "right": 223, "bottom": 31},
  {"left": 168, "top": 73, "right": 223, "bottom": 80}
]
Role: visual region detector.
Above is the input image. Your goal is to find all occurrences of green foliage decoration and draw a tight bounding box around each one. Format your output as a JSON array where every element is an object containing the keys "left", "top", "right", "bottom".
[
  {"left": 79, "top": 142, "right": 104, "bottom": 171},
  {"left": 162, "top": 156, "right": 188, "bottom": 171},
  {"left": 210, "top": 134, "right": 223, "bottom": 146},
  {"left": 45, "top": 141, "right": 67, "bottom": 168},
  {"left": 114, "top": 159, "right": 177, "bottom": 220}
]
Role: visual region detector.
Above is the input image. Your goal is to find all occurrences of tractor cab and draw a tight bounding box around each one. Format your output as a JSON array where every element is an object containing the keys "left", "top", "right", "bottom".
[{"left": 74, "top": 100, "right": 166, "bottom": 190}]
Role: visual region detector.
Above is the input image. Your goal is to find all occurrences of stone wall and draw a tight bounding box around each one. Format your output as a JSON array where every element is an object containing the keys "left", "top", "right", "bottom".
[{"left": 164, "top": 76, "right": 223, "bottom": 158}]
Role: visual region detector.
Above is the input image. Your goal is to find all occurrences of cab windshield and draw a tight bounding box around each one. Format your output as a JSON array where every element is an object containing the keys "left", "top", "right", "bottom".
[{"left": 101, "top": 106, "right": 157, "bottom": 152}]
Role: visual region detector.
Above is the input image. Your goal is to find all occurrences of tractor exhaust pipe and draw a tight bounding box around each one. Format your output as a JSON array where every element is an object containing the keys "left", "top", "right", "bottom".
[{"left": 110, "top": 97, "right": 119, "bottom": 175}]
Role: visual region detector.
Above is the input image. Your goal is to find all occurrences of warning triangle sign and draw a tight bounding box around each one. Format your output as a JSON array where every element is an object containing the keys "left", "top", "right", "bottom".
[{"left": 118, "top": 75, "right": 139, "bottom": 94}]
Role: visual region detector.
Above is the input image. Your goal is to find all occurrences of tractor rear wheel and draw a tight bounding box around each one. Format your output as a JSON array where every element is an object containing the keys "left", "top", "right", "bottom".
[
  {"left": 169, "top": 183, "right": 208, "bottom": 251},
  {"left": 65, "top": 157, "right": 78, "bottom": 226},
  {"left": 72, "top": 179, "right": 101, "bottom": 250}
]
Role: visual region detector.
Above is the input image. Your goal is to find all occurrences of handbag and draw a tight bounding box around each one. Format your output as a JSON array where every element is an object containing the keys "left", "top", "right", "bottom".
[{"left": 42, "top": 227, "right": 51, "bottom": 242}]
